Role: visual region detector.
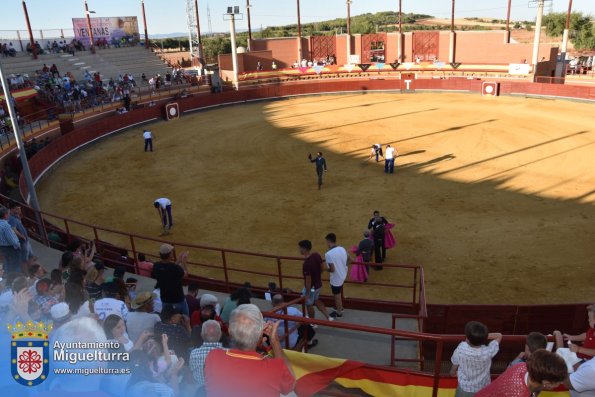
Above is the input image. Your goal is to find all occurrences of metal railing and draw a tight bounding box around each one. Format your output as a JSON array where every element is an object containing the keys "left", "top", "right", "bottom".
[{"left": 0, "top": 192, "right": 422, "bottom": 314}]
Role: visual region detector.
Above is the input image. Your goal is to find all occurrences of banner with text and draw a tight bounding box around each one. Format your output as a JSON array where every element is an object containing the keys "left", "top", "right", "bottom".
[{"left": 72, "top": 16, "right": 139, "bottom": 46}]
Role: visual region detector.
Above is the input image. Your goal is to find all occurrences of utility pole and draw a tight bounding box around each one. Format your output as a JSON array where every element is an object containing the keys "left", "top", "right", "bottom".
[
  {"left": 246, "top": 0, "right": 252, "bottom": 45},
  {"left": 195, "top": 0, "right": 204, "bottom": 61},
  {"left": 346, "top": 0, "right": 352, "bottom": 59},
  {"left": 531, "top": 0, "right": 545, "bottom": 71},
  {"left": 22, "top": 1, "right": 36, "bottom": 59},
  {"left": 561, "top": 0, "right": 573, "bottom": 54},
  {"left": 141, "top": 0, "right": 149, "bottom": 48},
  {"left": 84, "top": 0, "right": 96, "bottom": 54},
  {"left": 225, "top": 7, "right": 240, "bottom": 90},
  {"left": 449, "top": 0, "right": 456, "bottom": 63},
  {"left": 398, "top": 0, "right": 403, "bottom": 62},
  {"left": 297, "top": 0, "right": 302, "bottom": 61},
  {"left": 505, "top": 0, "right": 512, "bottom": 43}
]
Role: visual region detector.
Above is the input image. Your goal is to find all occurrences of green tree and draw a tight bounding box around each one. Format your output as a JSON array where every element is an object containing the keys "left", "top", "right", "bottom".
[{"left": 543, "top": 12, "right": 595, "bottom": 50}]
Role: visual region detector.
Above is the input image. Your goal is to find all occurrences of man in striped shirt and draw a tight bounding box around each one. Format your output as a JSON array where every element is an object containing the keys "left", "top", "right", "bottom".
[
  {"left": 190, "top": 320, "right": 224, "bottom": 396},
  {"left": 0, "top": 206, "right": 21, "bottom": 273}
]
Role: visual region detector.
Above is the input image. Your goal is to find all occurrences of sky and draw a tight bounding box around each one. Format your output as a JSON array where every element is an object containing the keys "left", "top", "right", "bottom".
[{"left": 1, "top": 0, "right": 594, "bottom": 36}]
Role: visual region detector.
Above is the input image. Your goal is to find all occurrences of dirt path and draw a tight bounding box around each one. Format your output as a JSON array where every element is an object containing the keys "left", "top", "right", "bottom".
[{"left": 37, "top": 93, "right": 595, "bottom": 304}]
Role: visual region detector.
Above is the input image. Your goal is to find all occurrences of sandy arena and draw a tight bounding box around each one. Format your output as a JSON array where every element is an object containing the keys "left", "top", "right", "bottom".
[{"left": 37, "top": 92, "right": 595, "bottom": 304}]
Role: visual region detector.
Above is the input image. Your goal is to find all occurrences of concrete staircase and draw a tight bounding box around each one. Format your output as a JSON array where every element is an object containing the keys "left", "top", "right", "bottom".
[{"left": 2, "top": 46, "right": 171, "bottom": 83}]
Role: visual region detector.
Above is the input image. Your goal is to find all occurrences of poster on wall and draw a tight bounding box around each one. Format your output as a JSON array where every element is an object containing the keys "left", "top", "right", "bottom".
[
  {"left": 72, "top": 16, "right": 140, "bottom": 46},
  {"left": 508, "top": 63, "right": 531, "bottom": 75}
]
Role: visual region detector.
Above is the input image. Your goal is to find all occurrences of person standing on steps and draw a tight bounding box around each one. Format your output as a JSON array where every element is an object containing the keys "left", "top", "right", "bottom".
[
  {"left": 143, "top": 129, "right": 154, "bottom": 152},
  {"left": 308, "top": 152, "right": 327, "bottom": 190},
  {"left": 154, "top": 197, "right": 173, "bottom": 232},
  {"left": 324, "top": 233, "right": 349, "bottom": 319}
]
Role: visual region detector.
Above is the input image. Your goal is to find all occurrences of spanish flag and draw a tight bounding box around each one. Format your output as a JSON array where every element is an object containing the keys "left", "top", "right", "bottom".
[{"left": 285, "top": 351, "right": 570, "bottom": 397}]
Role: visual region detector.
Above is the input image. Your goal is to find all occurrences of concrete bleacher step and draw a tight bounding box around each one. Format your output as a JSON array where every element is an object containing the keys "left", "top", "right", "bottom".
[{"left": 2, "top": 47, "right": 171, "bottom": 83}]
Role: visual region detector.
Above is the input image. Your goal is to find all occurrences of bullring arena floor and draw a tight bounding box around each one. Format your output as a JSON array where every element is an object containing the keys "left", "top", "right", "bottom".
[{"left": 37, "top": 92, "right": 595, "bottom": 304}]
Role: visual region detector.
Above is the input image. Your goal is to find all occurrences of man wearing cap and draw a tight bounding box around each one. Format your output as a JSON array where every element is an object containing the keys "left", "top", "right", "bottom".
[
  {"left": 154, "top": 197, "right": 173, "bottom": 232},
  {"left": 127, "top": 292, "right": 161, "bottom": 343},
  {"left": 94, "top": 281, "right": 129, "bottom": 322},
  {"left": 152, "top": 244, "right": 189, "bottom": 316},
  {"left": 50, "top": 302, "right": 72, "bottom": 327}
]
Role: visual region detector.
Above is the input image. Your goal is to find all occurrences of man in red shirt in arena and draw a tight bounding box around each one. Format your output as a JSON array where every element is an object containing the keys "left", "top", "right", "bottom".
[
  {"left": 204, "top": 303, "right": 295, "bottom": 397},
  {"left": 475, "top": 349, "right": 567, "bottom": 397}
]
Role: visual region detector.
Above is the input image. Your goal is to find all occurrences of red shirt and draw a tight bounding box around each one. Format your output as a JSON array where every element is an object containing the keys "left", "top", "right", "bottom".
[
  {"left": 475, "top": 363, "right": 530, "bottom": 397},
  {"left": 303, "top": 253, "right": 323, "bottom": 290},
  {"left": 205, "top": 349, "right": 295, "bottom": 397},
  {"left": 136, "top": 261, "right": 154, "bottom": 277},
  {"left": 578, "top": 327, "right": 595, "bottom": 359}
]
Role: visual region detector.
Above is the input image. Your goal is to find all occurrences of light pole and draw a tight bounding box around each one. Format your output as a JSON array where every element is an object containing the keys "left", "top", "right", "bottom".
[
  {"left": 141, "top": 0, "right": 149, "bottom": 48},
  {"left": 225, "top": 6, "right": 241, "bottom": 90},
  {"left": 398, "top": 0, "right": 403, "bottom": 62},
  {"left": 195, "top": 0, "right": 204, "bottom": 63},
  {"left": 561, "top": 0, "right": 573, "bottom": 54},
  {"left": 246, "top": 0, "right": 252, "bottom": 50},
  {"left": 22, "top": 1, "right": 36, "bottom": 60},
  {"left": 531, "top": 0, "right": 545, "bottom": 71},
  {"left": 296, "top": 0, "right": 302, "bottom": 62},
  {"left": 449, "top": 0, "right": 456, "bottom": 63},
  {"left": 346, "top": 0, "right": 352, "bottom": 59},
  {"left": 505, "top": 0, "right": 512, "bottom": 43},
  {"left": 84, "top": 0, "right": 96, "bottom": 54},
  {"left": 0, "top": 58, "right": 44, "bottom": 236}
]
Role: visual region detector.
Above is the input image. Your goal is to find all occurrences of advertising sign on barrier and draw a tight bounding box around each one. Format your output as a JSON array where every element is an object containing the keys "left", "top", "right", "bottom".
[
  {"left": 508, "top": 63, "right": 531, "bottom": 75},
  {"left": 401, "top": 73, "right": 416, "bottom": 93},
  {"left": 72, "top": 16, "right": 140, "bottom": 46},
  {"left": 481, "top": 82, "right": 500, "bottom": 97},
  {"left": 166, "top": 103, "right": 180, "bottom": 120}
]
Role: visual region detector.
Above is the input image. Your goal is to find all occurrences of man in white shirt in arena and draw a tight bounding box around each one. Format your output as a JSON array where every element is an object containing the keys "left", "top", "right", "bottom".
[
  {"left": 154, "top": 197, "right": 173, "bottom": 232},
  {"left": 324, "top": 233, "right": 349, "bottom": 319},
  {"left": 384, "top": 144, "right": 398, "bottom": 174},
  {"left": 143, "top": 129, "right": 154, "bottom": 152}
]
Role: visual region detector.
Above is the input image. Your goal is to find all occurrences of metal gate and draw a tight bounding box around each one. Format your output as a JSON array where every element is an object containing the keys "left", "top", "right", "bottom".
[
  {"left": 310, "top": 36, "right": 336, "bottom": 62},
  {"left": 362, "top": 33, "right": 387, "bottom": 62},
  {"left": 412, "top": 31, "right": 439, "bottom": 61}
]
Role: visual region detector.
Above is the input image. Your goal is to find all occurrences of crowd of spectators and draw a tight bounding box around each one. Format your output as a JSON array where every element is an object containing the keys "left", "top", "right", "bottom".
[{"left": 0, "top": 205, "right": 593, "bottom": 396}]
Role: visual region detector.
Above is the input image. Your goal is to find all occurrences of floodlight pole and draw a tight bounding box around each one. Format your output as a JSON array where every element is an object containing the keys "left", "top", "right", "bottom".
[
  {"left": 561, "top": 0, "right": 573, "bottom": 54},
  {"left": 297, "top": 0, "right": 302, "bottom": 62},
  {"left": 531, "top": 0, "right": 545, "bottom": 72},
  {"left": 398, "top": 0, "right": 404, "bottom": 62},
  {"left": 346, "top": 0, "right": 352, "bottom": 58},
  {"left": 229, "top": 13, "right": 239, "bottom": 90},
  {"left": 246, "top": 0, "right": 252, "bottom": 46},
  {"left": 22, "top": 1, "right": 37, "bottom": 60},
  {"left": 449, "top": 0, "right": 456, "bottom": 63},
  {"left": 141, "top": 0, "right": 149, "bottom": 48},
  {"left": 84, "top": 0, "right": 96, "bottom": 54},
  {"left": 505, "top": 0, "right": 512, "bottom": 43},
  {"left": 195, "top": 0, "right": 204, "bottom": 61},
  {"left": 0, "top": 58, "right": 45, "bottom": 239}
]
